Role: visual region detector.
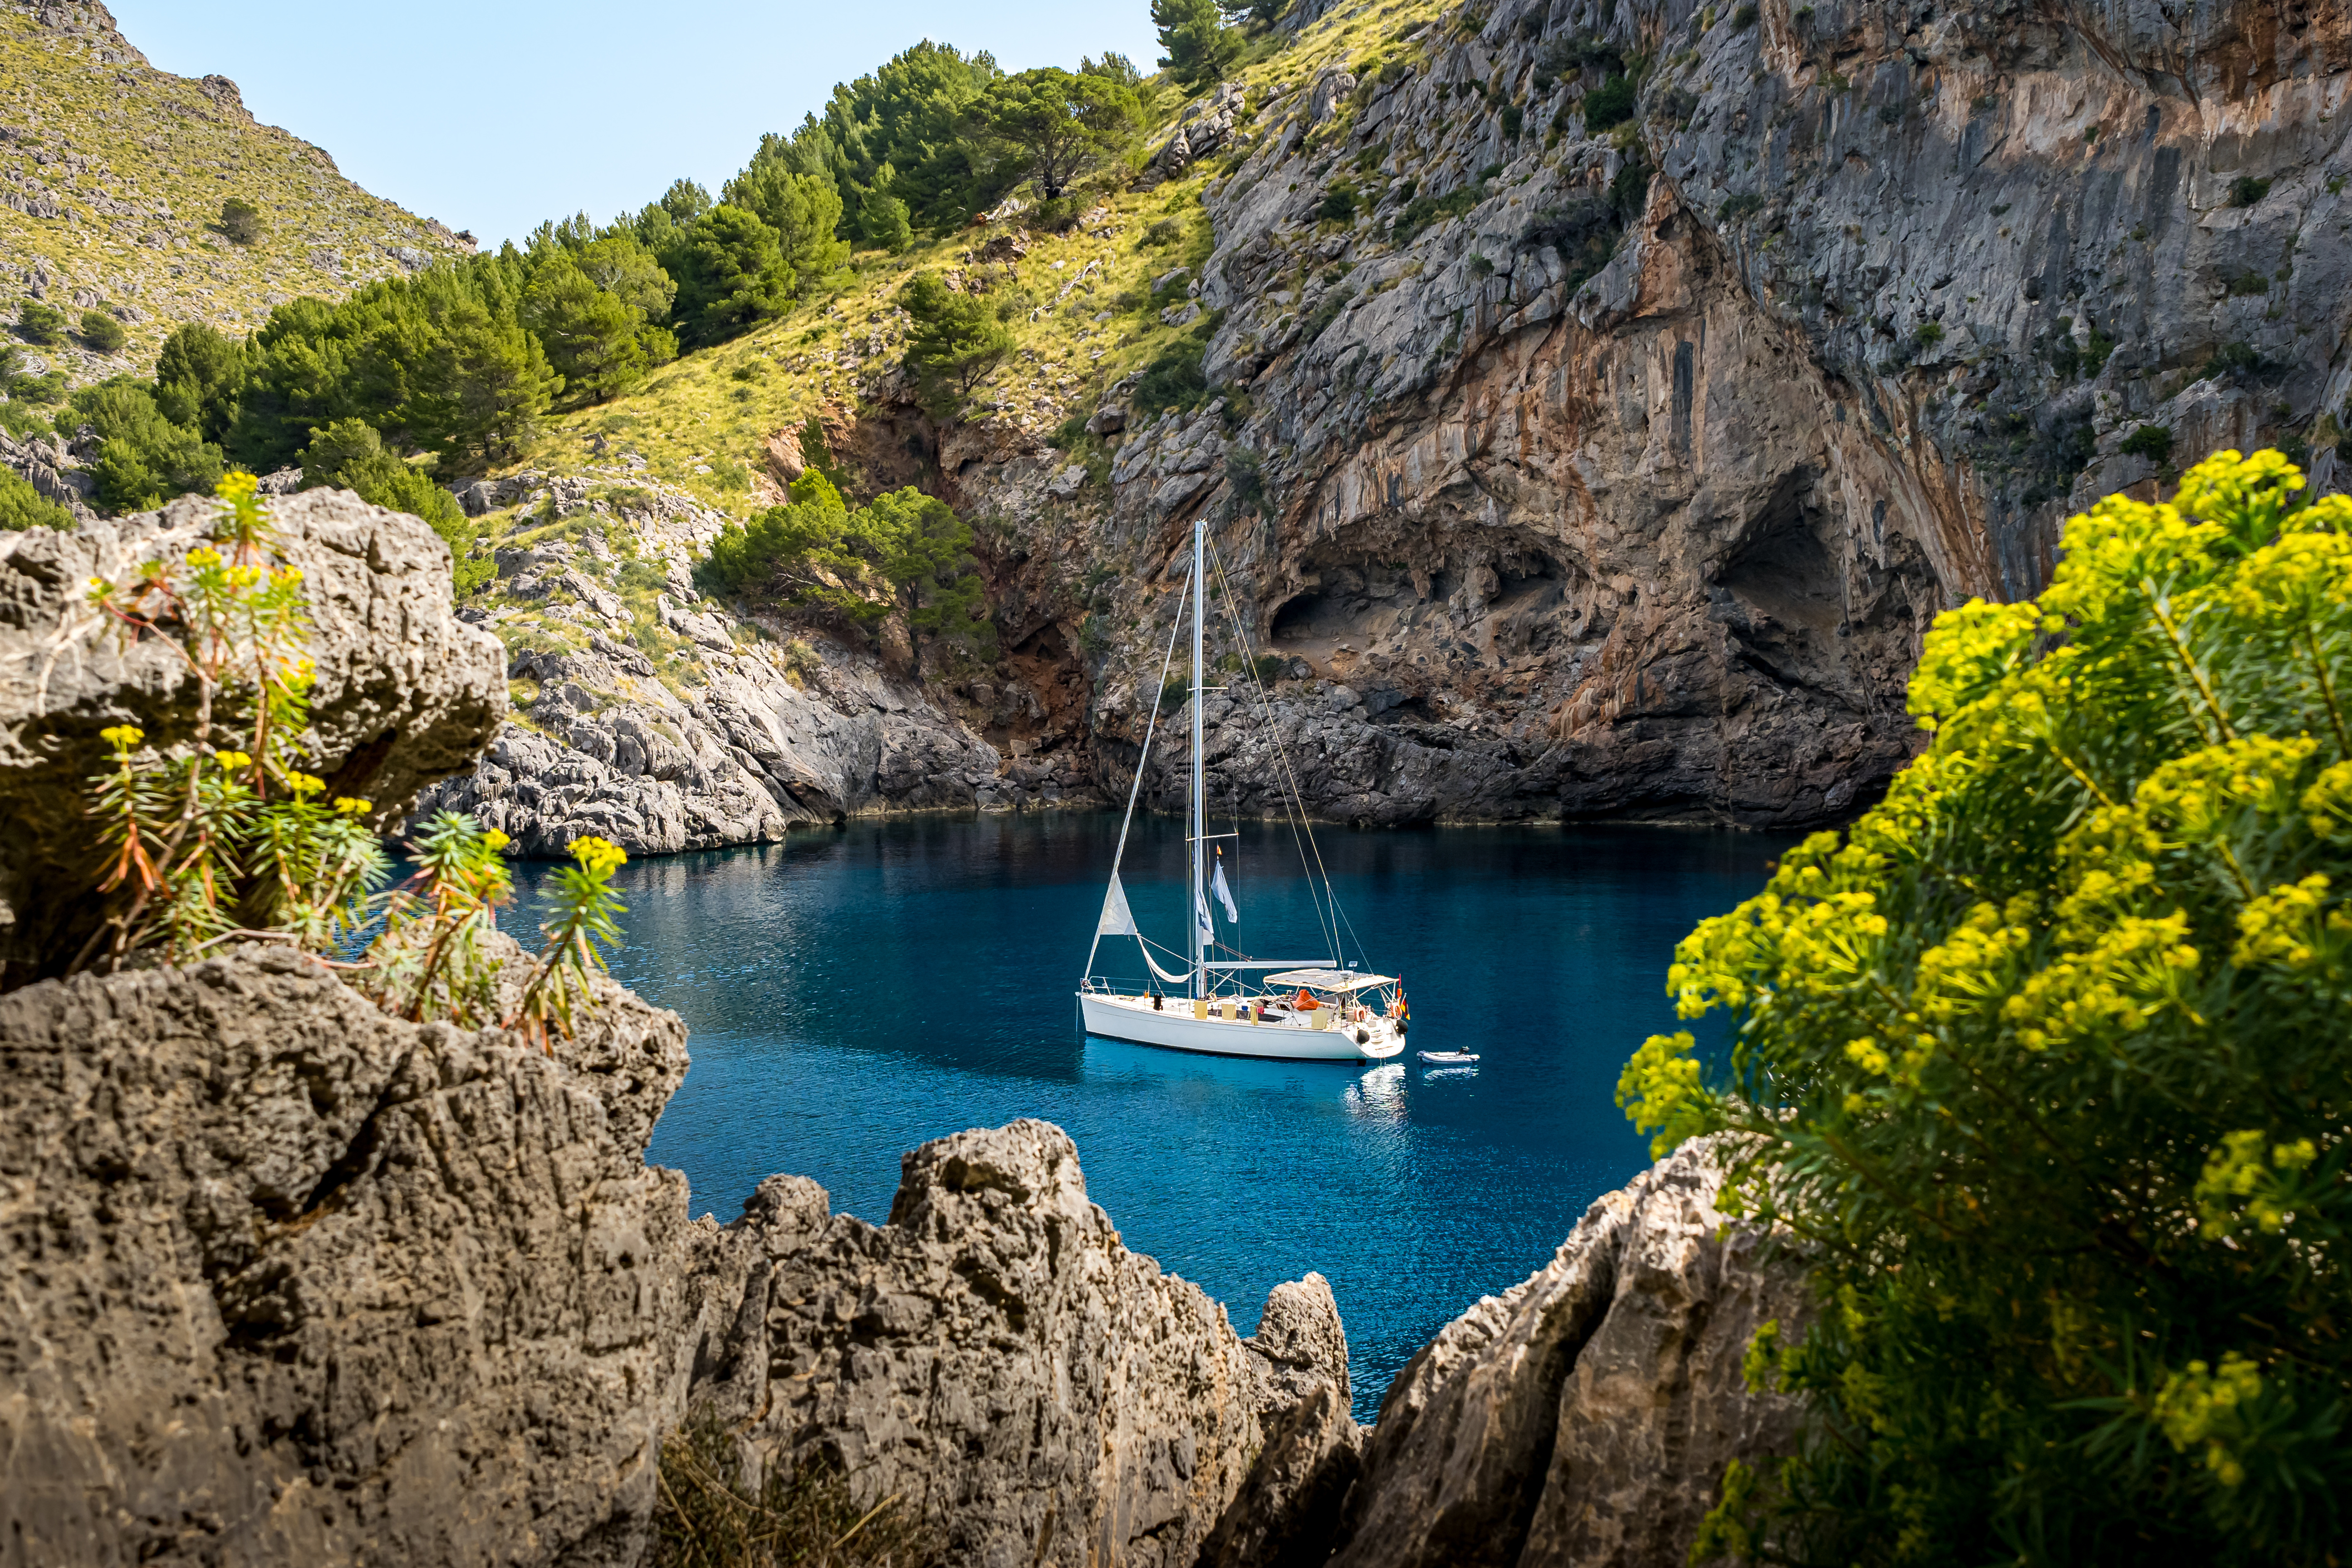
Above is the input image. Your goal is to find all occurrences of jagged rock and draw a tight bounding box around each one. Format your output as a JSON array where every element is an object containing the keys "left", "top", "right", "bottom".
[
  {"left": 952, "top": 0, "right": 2352, "bottom": 833},
  {"left": 1325, "top": 1137, "right": 1807, "bottom": 1568},
  {"left": 678, "top": 1119, "right": 1334, "bottom": 1568},
  {"left": 0, "top": 489, "right": 504, "bottom": 983},
  {"left": 1308, "top": 67, "right": 1357, "bottom": 125},
  {"left": 419, "top": 632, "right": 1003, "bottom": 853},
  {"left": 1243, "top": 1270, "right": 1352, "bottom": 1418},
  {"left": 0, "top": 941, "right": 696, "bottom": 1568},
  {"left": 1196, "top": 1384, "right": 1365, "bottom": 1568}
]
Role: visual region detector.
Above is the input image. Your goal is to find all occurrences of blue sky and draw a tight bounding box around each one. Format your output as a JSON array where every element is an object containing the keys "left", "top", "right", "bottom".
[{"left": 111, "top": 0, "right": 1162, "bottom": 246}]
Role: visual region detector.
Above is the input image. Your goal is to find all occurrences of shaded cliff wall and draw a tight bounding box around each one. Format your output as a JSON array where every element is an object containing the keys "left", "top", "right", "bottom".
[{"left": 968, "top": 0, "right": 2352, "bottom": 827}]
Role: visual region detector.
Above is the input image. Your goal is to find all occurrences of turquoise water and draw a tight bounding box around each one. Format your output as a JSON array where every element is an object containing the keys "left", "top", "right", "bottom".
[{"left": 517, "top": 813, "right": 1790, "bottom": 1420}]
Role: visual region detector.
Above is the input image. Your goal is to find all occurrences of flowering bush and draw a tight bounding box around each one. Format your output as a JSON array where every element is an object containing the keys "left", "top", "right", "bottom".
[
  {"left": 80, "top": 474, "right": 629, "bottom": 1042},
  {"left": 1623, "top": 451, "right": 2352, "bottom": 1564}
]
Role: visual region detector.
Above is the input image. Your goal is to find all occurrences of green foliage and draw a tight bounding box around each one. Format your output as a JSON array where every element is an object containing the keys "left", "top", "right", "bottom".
[
  {"left": 509, "top": 834, "right": 630, "bottom": 1045},
  {"left": 2121, "top": 422, "right": 2176, "bottom": 464},
  {"left": 651, "top": 1410, "right": 941, "bottom": 1568},
  {"left": 76, "top": 472, "right": 387, "bottom": 970},
  {"left": 1622, "top": 448, "right": 2352, "bottom": 1565},
  {"left": 1317, "top": 181, "right": 1360, "bottom": 222},
  {"left": 1914, "top": 318, "right": 1945, "bottom": 349},
  {"left": 781, "top": 41, "right": 1004, "bottom": 244},
  {"left": 700, "top": 470, "right": 992, "bottom": 668},
  {"left": 1584, "top": 74, "right": 1638, "bottom": 132},
  {"left": 73, "top": 379, "right": 225, "bottom": 510},
  {"left": 870, "top": 486, "right": 995, "bottom": 666},
  {"left": 78, "top": 310, "right": 126, "bottom": 353},
  {"left": 1251, "top": 651, "right": 1288, "bottom": 684},
  {"left": 672, "top": 204, "right": 798, "bottom": 348},
  {"left": 722, "top": 159, "right": 852, "bottom": 284},
  {"left": 1732, "top": 1, "right": 1758, "bottom": 23},
  {"left": 896, "top": 272, "right": 1014, "bottom": 415},
  {"left": 1155, "top": 0, "right": 1242, "bottom": 89},
  {"left": 362, "top": 811, "right": 514, "bottom": 1026},
  {"left": 152, "top": 322, "right": 247, "bottom": 442},
  {"left": 17, "top": 299, "right": 66, "bottom": 346},
  {"left": 970, "top": 67, "right": 1144, "bottom": 201},
  {"left": 1500, "top": 103, "right": 1524, "bottom": 139},
  {"left": 298, "top": 417, "right": 490, "bottom": 599},
  {"left": 2230, "top": 175, "right": 2274, "bottom": 208},
  {"left": 0, "top": 467, "right": 70, "bottom": 531},
  {"left": 1394, "top": 176, "right": 1490, "bottom": 243},
  {"left": 1130, "top": 332, "right": 1209, "bottom": 417},
  {"left": 219, "top": 196, "right": 264, "bottom": 245}
]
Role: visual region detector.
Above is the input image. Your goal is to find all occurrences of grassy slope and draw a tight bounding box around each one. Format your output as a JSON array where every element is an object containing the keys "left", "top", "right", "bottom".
[
  {"left": 0, "top": 5, "right": 467, "bottom": 381},
  {"left": 504, "top": 0, "right": 1455, "bottom": 519}
]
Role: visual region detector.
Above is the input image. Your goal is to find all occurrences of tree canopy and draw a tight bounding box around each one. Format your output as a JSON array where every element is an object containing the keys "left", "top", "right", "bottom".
[
  {"left": 1620, "top": 449, "right": 2352, "bottom": 1566},
  {"left": 896, "top": 272, "right": 1014, "bottom": 416},
  {"left": 970, "top": 67, "right": 1145, "bottom": 201}
]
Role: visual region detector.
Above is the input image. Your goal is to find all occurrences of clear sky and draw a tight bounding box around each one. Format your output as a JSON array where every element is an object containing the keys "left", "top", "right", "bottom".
[{"left": 109, "top": 0, "right": 1162, "bottom": 247}]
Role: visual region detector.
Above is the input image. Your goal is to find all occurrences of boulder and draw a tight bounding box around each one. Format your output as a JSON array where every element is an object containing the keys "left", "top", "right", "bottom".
[
  {"left": 0, "top": 489, "right": 505, "bottom": 985},
  {"left": 0, "top": 941, "right": 696, "bottom": 1568}
]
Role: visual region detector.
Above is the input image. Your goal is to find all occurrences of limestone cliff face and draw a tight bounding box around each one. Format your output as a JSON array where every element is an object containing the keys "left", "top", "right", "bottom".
[{"left": 962, "top": 0, "right": 2352, "bottom": 828}]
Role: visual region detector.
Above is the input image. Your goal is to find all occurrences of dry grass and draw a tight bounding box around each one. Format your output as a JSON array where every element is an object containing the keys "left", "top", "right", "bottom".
[
  {"left": 652, "top": 1414, "right": 942, "bottom": 1568},
  {"left": 0, "top": 10, "right": 466, "bottom": 382}
]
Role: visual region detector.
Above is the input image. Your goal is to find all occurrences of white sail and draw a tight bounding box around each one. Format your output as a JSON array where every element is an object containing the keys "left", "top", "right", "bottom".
[
  {"left": 1098, "top": 873, "right": 1140, "bottom": 937},
  {"left": 1212, "top": 859, "right": 1239, "bottom": 923}
]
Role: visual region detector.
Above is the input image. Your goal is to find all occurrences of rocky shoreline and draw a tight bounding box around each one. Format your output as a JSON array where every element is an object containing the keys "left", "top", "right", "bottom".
[{"left": 0, "top": 485, "right": 1802, "bottom": 1566}]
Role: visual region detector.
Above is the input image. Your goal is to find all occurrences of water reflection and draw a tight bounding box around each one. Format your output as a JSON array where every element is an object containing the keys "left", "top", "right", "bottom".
[{"left": 514, "top": 811, "right": 1793, "bottom": 1418}]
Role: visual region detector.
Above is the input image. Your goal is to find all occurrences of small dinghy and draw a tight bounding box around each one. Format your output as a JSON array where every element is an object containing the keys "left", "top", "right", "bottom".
[{"left": 1416, "top": 1050, "right": 1480, "bottom": 1065}]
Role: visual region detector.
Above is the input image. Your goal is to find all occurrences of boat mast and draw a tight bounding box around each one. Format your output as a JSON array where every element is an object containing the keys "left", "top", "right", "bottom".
[{"left": 1190, "top": 507, "right": 1206, "bottom": 1002}]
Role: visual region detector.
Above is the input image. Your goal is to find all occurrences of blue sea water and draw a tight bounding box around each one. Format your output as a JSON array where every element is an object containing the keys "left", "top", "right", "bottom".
[{"left": 515, "top": 813, "right": 1791, "bottom": 1420}]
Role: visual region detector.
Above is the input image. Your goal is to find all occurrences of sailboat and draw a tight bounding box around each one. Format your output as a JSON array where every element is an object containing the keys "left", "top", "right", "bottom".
[{"left": 1076, "top": 508, "right": 1407, "bottom": 1063}]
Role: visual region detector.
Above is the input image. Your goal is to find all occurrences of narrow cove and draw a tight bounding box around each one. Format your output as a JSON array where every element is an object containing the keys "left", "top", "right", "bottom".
[{"left": 517, "top": 812, "right": 1794, "bottom": 1418}]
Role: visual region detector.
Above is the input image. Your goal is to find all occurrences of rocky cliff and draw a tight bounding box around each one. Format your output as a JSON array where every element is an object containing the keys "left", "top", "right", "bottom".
[{"left": 965, "top": 0, "right": 2352, "bottom": 828}]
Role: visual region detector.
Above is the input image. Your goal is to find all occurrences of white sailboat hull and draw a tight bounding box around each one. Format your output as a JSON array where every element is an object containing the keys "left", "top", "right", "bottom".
[{"left": 1078, "top": 992, "right": 1405, "bottom": 1061}]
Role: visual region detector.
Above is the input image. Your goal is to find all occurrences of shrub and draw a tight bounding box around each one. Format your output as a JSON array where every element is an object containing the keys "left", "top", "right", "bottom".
[
  {"left": 73, "top": 380, "right": 224, "bottom": 510},
  {"left": 1719, "top": 191, "right": 1765, "bottom": 222},
  {"left": 1914, "top": 319, "right": 1945, "bottom": 349},
  {"left": 897, "top": 272, "right": 1014, "bottom": 416},
  {"left": 651, "top": 1411, "right": 939, "bottom": 1568},
  {"left": 1251, "top": 651, "right": 1288, "bottom": 684},
  {"left": 2119, "top": 422, "right": 2175, "bottom": 463},
  {"left": 1158, "top": 672, "right": 1191, "bottom": 713},
  {"left": 297, "top": 417, "right": 490, "bottom": 599},
  {"left": 219, "top": 196, "right": 264, "bottom": 245},
  {"left": 0, "top": 467, "right": 70, "bottom": 531},
  {"left": 1732, "top": 3, "right": 1758, "bottom": 25},
  {"left": 1500, "top": 103, "right": 1524, "bottom": 139},
  {"left": 1584, "top": 74, "right": 1638, "bottom": 132},
  {"left": 79, "top": 310, "right": 127, "bottom": 353},
  {"left": 1130, "top": 334, "right": 1209, "bottom": 417},
  {"left": 2229, "top": 175, "right": 2273, "bottom": 208},
  {"left": 1317, "top": 181, "right": 1359, "bottom": 222},
  {"left": 17, "top": 299, "right": 66, "bottom": 345},
  {"left": 1624, "top": 448, "right": 2352, "bottom": 1565}
]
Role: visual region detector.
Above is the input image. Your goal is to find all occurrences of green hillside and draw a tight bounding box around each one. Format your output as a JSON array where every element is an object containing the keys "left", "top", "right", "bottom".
[{"left": 0, "top": 1, "right": 468, "bottom": 383}]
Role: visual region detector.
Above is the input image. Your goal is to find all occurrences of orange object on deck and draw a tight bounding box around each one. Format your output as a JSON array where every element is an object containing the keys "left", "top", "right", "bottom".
[{"left": 1293, "top": 987, "right": 1318, "bottom": 1010}]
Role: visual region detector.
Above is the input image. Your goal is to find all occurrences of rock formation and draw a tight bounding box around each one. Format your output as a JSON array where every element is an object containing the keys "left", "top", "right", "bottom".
[
  {"left": 675, "top": 1122, "right": 1353, "bottom": 1568},
  {"left": 946, "top": 0, "right": 2352, "bottom": 831},
  {"left": 0, "top": 940, "right": 698, "bottom": 1568},
  {"left": 1203, "top": 1137, "right": 1810, "bottom": 1568},
  {"left": 0, "top": 487, "right": 504, "bottom": 985}
]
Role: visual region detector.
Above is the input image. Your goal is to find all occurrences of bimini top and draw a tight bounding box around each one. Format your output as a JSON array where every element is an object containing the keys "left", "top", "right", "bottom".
[{"left": 1266, "top": 969, "right": 1398, "bottom": 993}]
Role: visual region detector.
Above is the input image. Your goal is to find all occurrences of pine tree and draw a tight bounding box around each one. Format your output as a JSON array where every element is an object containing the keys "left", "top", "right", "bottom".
[{"left": 1153, "top": 0, "right": 1240, "bottom": 90}]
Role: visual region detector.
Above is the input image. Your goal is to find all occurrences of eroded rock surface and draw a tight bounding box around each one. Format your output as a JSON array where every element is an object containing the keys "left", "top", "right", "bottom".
[
  {"left": 417, "top": 627, "right": 1004, "bottom": 854},
  {"left": 1205, "top": 1136, "right": 1810, "bottom": 1568},
  {"left": 0, "top": 943, "right": 695, "bottom": 1568},
  {"left": 0, "top": 488, "right": 504, "bottom": 982},
  {"left": 952, "top": 0, "right": 2352, "bottom": 831},
  {"left": 677, "top": 1120, "right": 1344, "bottom": 1568}
]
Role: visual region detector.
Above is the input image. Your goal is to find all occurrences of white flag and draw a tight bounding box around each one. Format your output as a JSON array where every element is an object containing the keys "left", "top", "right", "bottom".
[
  {"left": 1097, "top": 874, "right": 1139, "bottom": 937},
  {"left": 1211, "top": 860, "right": 1239, "bottom": 923},
  {"left": 1198, "top": 889, "right": 1217, "bottom": 940}
]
